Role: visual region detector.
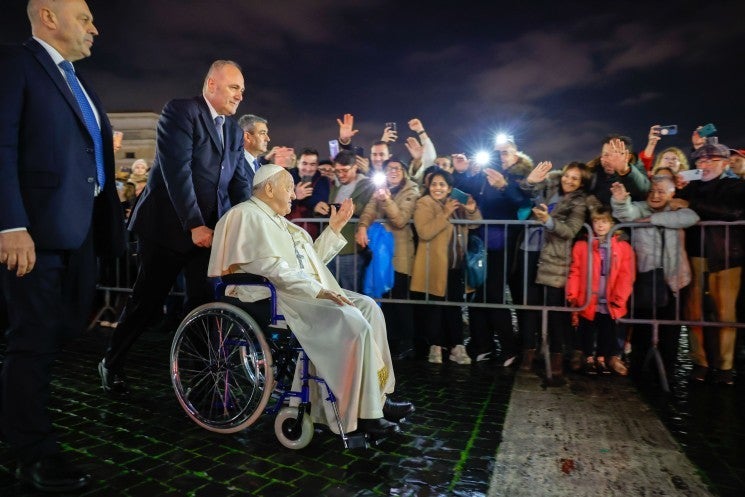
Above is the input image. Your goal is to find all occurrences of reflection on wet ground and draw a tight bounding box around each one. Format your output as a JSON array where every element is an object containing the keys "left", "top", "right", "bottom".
[{"left": 0, "top": 323, "right": 743, "bottom": 496}]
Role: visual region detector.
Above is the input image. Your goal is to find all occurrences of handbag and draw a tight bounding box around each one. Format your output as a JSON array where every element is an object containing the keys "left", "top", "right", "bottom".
[{"left": 466, "top": 233, "right": 486, "bottom": 288}]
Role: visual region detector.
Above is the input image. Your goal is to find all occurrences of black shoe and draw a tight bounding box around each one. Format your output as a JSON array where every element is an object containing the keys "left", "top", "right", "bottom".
[
  {"left": 713, "top": 369, "right": 735, "bottom": 386},
  {"left": 16, "top": 453, "right": 90, "bottom": 493},
  {"left": 382, "top": 398, "right": 415, "bottom": 423},
  {"left": 357, "top": 418, "right": 400, "bottom": 437},
  {"left": 98, "top": 360, "right": 129, "bottom": 395}
]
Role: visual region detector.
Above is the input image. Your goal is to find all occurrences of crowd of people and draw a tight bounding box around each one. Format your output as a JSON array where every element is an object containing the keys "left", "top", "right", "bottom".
[{"left": 256, "top": 115, "right": 745, "bottom": 388}]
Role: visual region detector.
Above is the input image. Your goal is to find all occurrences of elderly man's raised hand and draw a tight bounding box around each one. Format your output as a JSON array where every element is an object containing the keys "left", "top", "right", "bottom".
[
  {"left": 0, "top": 230, "right": 36, "bottom": 277},
  {"left": 329, "top": 198, "right": 354, "bottom": 233}
]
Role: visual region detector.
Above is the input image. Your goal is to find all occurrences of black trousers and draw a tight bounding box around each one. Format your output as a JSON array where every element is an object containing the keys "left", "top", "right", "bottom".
[
  {"left": 469, "top": 249, "right": 516, "bottom": 357},
  {"left": 1, "top": 230, "right": 95, "bottom": 464},
  {"left": 381, "top": 271, "right": 415, "bottom": 353},
  {"left": 411, "top": 269, "right": 465, "bottom": 348},
  {"left": 104, "top": 238, "right": 212, "bottom": 372}
]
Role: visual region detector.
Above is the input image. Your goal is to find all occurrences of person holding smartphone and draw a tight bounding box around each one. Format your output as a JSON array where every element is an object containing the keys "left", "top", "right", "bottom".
[
  {"left": 356, "top": 158, "right": 419, "bottom": 358},
  {"left": 514, "top": 161, "right": 591, "bottom": 378},
  {"left": 410, "top": 169, "right": 481, "bottom": 365}
]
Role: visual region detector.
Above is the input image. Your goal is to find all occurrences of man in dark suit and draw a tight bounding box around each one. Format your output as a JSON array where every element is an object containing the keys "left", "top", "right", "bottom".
[
  {"left": 0, "top": 0, "right": 125, "bottom": 492},
  {"left": 100, "top": 60, "right": 252, "bottom": 393}
]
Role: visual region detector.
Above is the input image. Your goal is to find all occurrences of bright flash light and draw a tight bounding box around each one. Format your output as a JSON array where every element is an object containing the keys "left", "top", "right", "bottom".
[
  {"left": 474, "top": 151, "right": 491, "bottom": 165},
  {"left": 495, "top": 133, "right": 513, "bottom": 146},
  {"left": 372, "top": 172, "right": 386, "bottom": 186}
]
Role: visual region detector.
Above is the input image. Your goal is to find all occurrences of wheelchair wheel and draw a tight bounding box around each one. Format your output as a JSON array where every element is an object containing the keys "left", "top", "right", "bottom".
[
  {"left": 274, "top": 406, "right": 314, "bottom": 450},
  {"left": 171, "top": 302, "right": 274, "bottom": 434}
]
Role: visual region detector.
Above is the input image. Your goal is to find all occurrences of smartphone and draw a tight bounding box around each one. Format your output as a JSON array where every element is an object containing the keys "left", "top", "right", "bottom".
[
  {"left": 450, "top": 188, "right": 469, "bottom": 204},
  {"left": 697, "top": 123, "right": 717, "bottom": 138},
  {"left": 328, "top": 139, "right": 340, "bottom": 160},
  {"left": 353, "top": 146, "right": 365, "bottom": 158},
  {"left": 385, "top": 122, "right": 397, "bottom": 132},
  {"left": 679, "top": 169, "right": 703, "bottom": 182},
  {"left": 655, "top": 125, "right": 678, "bottom": 136},
  {"left": 301, "top": 175, "right": 314, "bottom": 183}
]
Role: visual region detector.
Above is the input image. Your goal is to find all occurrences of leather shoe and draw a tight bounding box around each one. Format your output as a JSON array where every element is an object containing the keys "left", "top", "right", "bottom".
[
  {"left": 357, "top": 417, "right": 400, "bottom": 437},
  {"left": 98, "top": 359, "right": 129, "bottom": 394},
  {"left": 382, "top": 398, "right": 415, "bottom": 423},
  {"left": 16, "top": 453, "right": 90, "bottom": 493}
]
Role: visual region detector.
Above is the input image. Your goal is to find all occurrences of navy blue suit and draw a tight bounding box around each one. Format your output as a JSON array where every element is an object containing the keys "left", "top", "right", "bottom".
[
  {"left": 0, "top": 39, "right": 124, "bottom": 463},
  {"left": 104, "top": 96, "right": 251, "bottom": 372}
]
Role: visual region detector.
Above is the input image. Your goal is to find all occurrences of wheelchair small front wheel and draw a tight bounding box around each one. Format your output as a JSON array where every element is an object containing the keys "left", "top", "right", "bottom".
[{"left": 274, "top": 406, "right": 313, "bottom": 449}]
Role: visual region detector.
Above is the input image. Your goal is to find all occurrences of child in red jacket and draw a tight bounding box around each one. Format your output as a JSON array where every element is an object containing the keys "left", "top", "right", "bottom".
[{"left": 566, "top": 207, "right": 635, "bottom": 375}]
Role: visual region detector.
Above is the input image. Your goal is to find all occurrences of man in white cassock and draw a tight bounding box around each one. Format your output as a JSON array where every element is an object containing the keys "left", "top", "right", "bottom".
[{"left": 208, "top": 164, "right": 414, "bottom": 436}]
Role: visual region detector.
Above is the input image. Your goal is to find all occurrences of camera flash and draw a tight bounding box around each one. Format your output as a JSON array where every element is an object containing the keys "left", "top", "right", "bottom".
[{"left": 373, "top": 172, "right": 386, "bottom": 186}]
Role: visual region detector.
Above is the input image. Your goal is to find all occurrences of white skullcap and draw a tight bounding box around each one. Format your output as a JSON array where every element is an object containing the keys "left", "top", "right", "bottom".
[{"left": 252, "top": 164, "right": 285, "bottom": 185}]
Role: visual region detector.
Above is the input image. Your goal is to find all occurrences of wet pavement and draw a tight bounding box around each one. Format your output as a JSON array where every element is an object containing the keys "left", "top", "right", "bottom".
[
  {"left": 0, "top": 324, "right": 514, "bottom": 496},
  {"left": 1, "top": 322, "right": 744, "bottom": 496}
]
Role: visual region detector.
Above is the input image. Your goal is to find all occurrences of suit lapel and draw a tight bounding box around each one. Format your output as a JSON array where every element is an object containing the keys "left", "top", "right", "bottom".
[
  {"left": 196, "top": 97, "right": 223, "bottom": 152},
  {"left": 24, "top": 39, "right": 87, "bottom": 129}
]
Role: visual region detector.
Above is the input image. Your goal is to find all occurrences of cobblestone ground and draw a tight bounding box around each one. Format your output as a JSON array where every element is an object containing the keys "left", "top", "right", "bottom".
[
  {"left": 1, "top": 322, "right": 744, "bottom": 496},
  {"left": 0, "top": 326, "right": 514, "bottom": 496}
]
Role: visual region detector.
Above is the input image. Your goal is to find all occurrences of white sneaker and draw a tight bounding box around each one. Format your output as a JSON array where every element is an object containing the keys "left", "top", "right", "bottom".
[
  {"left": 428, "top": 345, "right": 443, "bottom": 364},
  {"left": 449, "top": 344, "right": 472, "bottom": 365}
]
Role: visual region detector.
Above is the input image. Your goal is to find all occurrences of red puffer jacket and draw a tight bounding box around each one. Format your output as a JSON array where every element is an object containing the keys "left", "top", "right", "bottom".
[{"left": 566, "top": 232, "right": 636, "bottom": 320}]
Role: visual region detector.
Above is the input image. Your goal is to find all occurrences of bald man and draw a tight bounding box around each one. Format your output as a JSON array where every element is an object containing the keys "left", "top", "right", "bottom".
[{"left": 0, "top": 0, "right": 125, "bottom": 491}]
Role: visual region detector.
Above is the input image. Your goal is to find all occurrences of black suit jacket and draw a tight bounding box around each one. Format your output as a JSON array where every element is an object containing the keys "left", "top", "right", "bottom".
[
  {"left": 0, "top": 39, "right": 124, "bottom": 255},
  {"left": 129, "top": 97, "right": 252, "bottom": 253}
]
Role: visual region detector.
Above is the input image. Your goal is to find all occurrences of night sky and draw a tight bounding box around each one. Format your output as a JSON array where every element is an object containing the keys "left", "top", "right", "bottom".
[{"left": 2, "top": 0, "right": 744, "bottom": 166}]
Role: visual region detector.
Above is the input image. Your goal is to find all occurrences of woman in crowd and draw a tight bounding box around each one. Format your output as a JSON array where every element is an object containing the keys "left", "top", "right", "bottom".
[
  {"left": 122, "top": 158, "right": 149, "bottom": 218},
  {"left": 513, "top": 161, "right": 590, "bottom": 379},
  {"left": 410, "top": 169, "right": 481, "bottom": 364},
  {"left": 639, "top": 125, "right": 689, "bottom": 175},
  {"left": 651, "top": 148, "right": 689, "bottom": 175},
  {"left": 356, "top": 157, "right": 419, "bottom": 358}
]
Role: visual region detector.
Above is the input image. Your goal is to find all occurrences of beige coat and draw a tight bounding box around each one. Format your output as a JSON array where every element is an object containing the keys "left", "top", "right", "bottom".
[
  {"left": 410, "top": 195, "right": 482, "bottom": 297},
  {"left": 358, "top": 179, "right": 419, "bottom": 275}
]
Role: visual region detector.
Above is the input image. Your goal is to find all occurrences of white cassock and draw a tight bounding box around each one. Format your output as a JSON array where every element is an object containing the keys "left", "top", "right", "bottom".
[{"left": 208, "top": 197, "right": 395, "bottom": 433}]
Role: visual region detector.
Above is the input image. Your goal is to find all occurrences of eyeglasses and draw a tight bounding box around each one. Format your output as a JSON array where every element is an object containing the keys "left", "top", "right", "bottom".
[{"left": 385, "top": 166, "right": 403, "bottom": 173}]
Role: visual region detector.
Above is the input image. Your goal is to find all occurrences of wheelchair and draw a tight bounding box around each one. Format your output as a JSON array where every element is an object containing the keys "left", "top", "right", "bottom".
[{"left": 169, "top": 273, "right": 368, "bottom": 449}]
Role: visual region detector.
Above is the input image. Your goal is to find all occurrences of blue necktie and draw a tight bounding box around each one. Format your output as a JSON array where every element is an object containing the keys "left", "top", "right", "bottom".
[
  {"left": 59, "top": 60, "right": 105, "bottom": 188},
  {"left": 214, "top": 115, "right": 225, "bottom": 147},
  {"left": 253, "top": 158, "right": 261, "bottom": 172}
]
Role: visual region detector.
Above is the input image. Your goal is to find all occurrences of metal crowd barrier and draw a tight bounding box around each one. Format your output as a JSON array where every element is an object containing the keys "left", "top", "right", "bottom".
[{"left": 93, "top": 217, "right": 744, "bottom": 391}]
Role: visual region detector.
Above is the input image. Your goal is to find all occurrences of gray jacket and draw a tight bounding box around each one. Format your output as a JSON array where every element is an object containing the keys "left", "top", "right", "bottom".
[{"left": 611, "top": 197, "right": 699, "bottom": 292}]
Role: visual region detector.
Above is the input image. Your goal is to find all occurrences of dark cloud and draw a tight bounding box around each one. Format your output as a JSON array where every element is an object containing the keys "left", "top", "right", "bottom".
[{"left": 3, "top": 0, "right": 744, "bottom": 166}]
